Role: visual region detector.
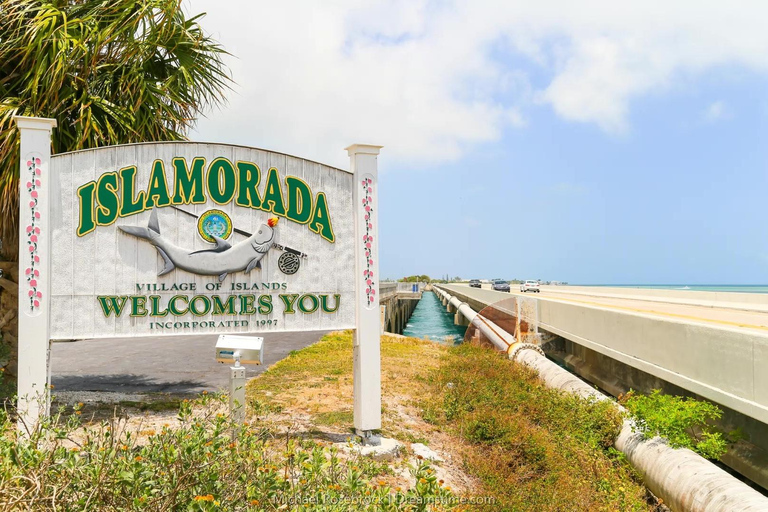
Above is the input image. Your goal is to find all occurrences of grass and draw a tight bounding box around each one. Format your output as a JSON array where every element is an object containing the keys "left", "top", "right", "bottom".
[
  {"left": 423, "top": 342, "right": 656, "bottom": 511},
  {"left": 247, "top": 331, "right": 660, "bottom": 511}
]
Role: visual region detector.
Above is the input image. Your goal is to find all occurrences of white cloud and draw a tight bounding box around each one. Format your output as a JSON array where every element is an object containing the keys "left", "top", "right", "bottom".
[
  {"left": 703, "top": 101, "right": 731, "bottom": 123},
  {"left": 187, "top": 1, "right": 768, "bottom": 167}
]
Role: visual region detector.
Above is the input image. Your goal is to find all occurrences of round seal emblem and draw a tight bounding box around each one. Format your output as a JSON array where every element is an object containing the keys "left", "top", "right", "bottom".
[
  {"left": 278, "top": 252, "right": 300, "bottom": 275},
  {"left": 197, "top": 209, "right": 233, "bottom": 243}
]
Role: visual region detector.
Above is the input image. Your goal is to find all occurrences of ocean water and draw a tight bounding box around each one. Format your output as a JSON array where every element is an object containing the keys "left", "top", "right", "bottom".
[
  {"left": 402, "top": 291, "right": 466, "bottom": 343},
  {"left": 580, "top": 285, "right": 768, "bottom": 294}
]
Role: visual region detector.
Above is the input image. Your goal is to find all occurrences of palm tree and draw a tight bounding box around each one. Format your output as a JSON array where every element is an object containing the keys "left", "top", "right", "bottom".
[{"left": 0, "top": 0, "right": 231, "bottom": 259}]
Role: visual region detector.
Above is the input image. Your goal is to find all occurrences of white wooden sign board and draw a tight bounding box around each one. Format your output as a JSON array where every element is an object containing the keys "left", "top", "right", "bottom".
[{"left": 14, "top": 117, "right": 381, "bottom": 436}]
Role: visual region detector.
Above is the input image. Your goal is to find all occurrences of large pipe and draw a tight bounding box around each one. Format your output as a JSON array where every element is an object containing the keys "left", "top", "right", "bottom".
[{"left": 434, "top": 286, "right": 768, "bottom": 512}]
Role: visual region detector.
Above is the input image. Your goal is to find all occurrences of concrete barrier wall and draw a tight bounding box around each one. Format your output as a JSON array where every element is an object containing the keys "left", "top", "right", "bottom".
[
  {"left": 542, "top": 285, "right": 768, "bottom": 311},
  {"left": 537, "top": 299, "right": 768, "bottom": 424}
]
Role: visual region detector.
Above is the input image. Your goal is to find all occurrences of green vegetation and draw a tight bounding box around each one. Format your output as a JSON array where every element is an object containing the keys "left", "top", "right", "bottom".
[
  {"left": 621, "top": 389, "right": 728, "bottom": 460},
  {"left": 422, "top": 342, "right": 654, "bottom": 511},
  {"left": 0, "top": 0, "right": 231, "bottom": 258},
  {"left": 398, "top": 275, "right": 432, "bottom": 283},
  {"left": 0, "top": 394, "right": 454, "bottom": 510},
  {"left": 249, "top": 332, "right": 657, "bottom": 511}
]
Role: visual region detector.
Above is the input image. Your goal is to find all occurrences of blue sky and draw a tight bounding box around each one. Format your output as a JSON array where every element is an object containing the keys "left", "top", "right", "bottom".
[{"left": 188, "top": 1, "right": 768, "bottom": 284}]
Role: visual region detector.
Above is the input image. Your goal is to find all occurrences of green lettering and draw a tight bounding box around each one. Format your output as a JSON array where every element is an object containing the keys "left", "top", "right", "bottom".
[
  {"left": 130, "top": 296, "right": 148, "bottom": 317},
  {"left": 150, "top": 295, "right": 168, "bottom": 317},
  {"left": 320, "top": 294, "right": 341, "bottom": 313},
  {"left": 145, "top": 160, "right": 171, "bottom": 208},
  {"left": 77, "top": 182, "right": 97, "bottom": 236},
  {"left": 240, "top": 294, "right": 256, "bottom": 314},
  {"left": 297, "top": 294, "right": 319, "bottom": 313},
  {"left": 95, "top": 173, "right": 119, "bottom": 226},
  {"left": 207, "top": 158, "right": 237, "bottom": 204},
  {"left": 97, "top": 296, "right": 128, "bottom": 317},
  {"left": 308, "top": 192, "right": 334, "bottom": 243},
  {"left": 286, "top": 176, "right": 312, "bottom": 223},
  {"left": 236, "top": 161, "right": 262, "bottom": 208},
  {"left": 212, "top": 295, "right": 236, "bottom": 315},
  {"left": 189, "top": 295, "right": 211, "bottom": 316},
  {"left": 279, "top": 294, "right": 299, "bottom": 314},
  {"left": 172, "top": 157, "right": 206, "bottom": 204},
  {"left": 168, "top": 295, "right": 189, "bottom": 316},
  {"left": 261, "top": 167, "right": 286, "bottom": 216},
  {"left": 119, "top": 166, "right": 147, "bottom": 216},
  {"left": 258, "top": 295, "right": 273, "bottom": 315}
]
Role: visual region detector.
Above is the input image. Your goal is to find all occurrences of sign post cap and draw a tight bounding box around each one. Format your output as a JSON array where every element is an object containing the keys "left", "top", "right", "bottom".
[{"left": 345, "top": 144, "right": 383, "bottom": 156}]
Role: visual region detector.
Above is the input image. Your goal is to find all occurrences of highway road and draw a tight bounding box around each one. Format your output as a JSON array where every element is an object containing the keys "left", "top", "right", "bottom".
[{"left": 446, "top": 283, "right": 768, "bottom": 336}]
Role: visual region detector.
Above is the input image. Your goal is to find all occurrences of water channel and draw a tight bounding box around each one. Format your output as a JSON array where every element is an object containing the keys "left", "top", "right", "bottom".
[{"left": 402, "top": 291, "right": 466, "bottom": 343}]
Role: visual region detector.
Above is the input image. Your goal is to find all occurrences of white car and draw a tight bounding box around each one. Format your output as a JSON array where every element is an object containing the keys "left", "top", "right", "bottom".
[{"left": 520, "top": 280, "right": 540, "bottom": 293}]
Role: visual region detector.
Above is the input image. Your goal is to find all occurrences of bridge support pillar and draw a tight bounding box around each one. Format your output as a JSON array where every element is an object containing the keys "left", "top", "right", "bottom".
[{"left": 454, "top": 310, "right": 470, "bottom": 327}]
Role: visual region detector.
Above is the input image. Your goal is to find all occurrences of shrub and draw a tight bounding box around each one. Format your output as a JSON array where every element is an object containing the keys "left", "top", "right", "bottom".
[
  {"left": 0, "top": 393, "right": 456, "bottom": 510},
  {"left": 621, "top": 389, "right": 728, "bottom": 460}
]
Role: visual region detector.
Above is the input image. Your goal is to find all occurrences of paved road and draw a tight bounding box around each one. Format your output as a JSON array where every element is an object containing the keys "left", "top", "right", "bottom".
[
  {"left": 447, "top": 283, "right": 768, "bottom": 335},
  {"left": 51, "top": 330, "right": 329, "bottom": 395}
]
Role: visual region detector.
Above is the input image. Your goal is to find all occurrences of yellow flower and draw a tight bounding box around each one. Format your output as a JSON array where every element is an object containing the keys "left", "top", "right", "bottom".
[
  {"left": 75, "top": 411, "right": 81, "bottom": 415},
  {"left": 202, "top": 390, "right": 208, "bottom": 395},
  {"left": 250, "top": 499, "right": 259, "bottom": 505},
  {"left": 419, "top": 478, "right": 427, "bottom": 484},
  {"left": 135, "top": 456, "right": 143, "bottom": 462},
  {"left": 71, "top": 447, "right": 80, "bottom": 452}
]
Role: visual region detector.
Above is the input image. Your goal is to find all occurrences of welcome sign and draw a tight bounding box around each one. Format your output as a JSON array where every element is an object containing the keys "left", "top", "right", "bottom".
[
  {"left": 49, "top": 143, "right": 355, "bottom": 338},
  {"left": 15, "top": 117, "right": 382, "bottom": 436}
]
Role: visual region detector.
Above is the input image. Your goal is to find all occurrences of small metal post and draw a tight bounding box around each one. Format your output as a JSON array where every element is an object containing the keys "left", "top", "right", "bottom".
[{"left": 229, "top": 352, "right": 246, "bottom": 438}]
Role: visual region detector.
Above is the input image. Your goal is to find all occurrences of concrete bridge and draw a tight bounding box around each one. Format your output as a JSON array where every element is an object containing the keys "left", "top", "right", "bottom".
[
  {"left": 379, "top": 282, "right": 423, "bottom": 334},
  {"left": 433, "top": 283, "right": 768, "bottom": 491}
]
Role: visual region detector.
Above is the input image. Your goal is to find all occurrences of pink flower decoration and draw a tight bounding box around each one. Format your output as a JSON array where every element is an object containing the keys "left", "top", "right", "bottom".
[
  {"left": 30, "top": 191, "right": 38, "bottom": 198},
  {"left": 29, "top": 201, "right": 36, "bottom": 208},
  {"left": 368, "top": 223, "right": 373, "bottom": 230},
  {"left": 25, "top": 268, "right": 31, "bottom": 275},
  {"left": 366, "top": 288, "right": 371, "bottom": 294},
  {"left": 371, "top": 290, "right": 376, "bottom": 295},
  {"left": 368, "top": 259, "right": 373, "bottom": 265},
  {"left": 35, "top": 158, "right": 41, "bottom": 165},
  {"left": 366, "top": 243, "right": 371, "bottom": 248},
  {"left": 365, "top": 206, "right": 370, "bottom": 212},
  {"left": 364, "top": 214, "right": 369, "bottom": 221},
  {"left": 30, "top": 235, "right": 37, "bottom": 242},
  {"left": 366, "top": 279, "right": 372, "bottom": 285},
  {"left": 368, "top": 188, "right": 372, "bottom": 194},
  {"left": 33, "top": 300, "right": 39, "bottom": 308},
  {"left": 28, "top": 290, "right": 34, "bottom": 297},
  {"left": 30, "top": 279, "right": 37, "bottom": 287},
  {"left": 36, "top": 291, "right": 42, "bottom": 298},
  {"left": 26, "top": 226, "right": 32, "bottom": 233},
  {"left": 26, "top": 182, "right": 32, "bottom": 188},
  {"left": 35, "top": 180, "right": 41, "bottom": 186},
  {"left": 28, "top": 246, "right": 35, "bottom": 252},
  {"left": 35, "top": 227, "right": 40, "bottom": 234},
  {"left": 34, "top": 270, "right": 39, "bottom": 277},
  {"left": 26, "top": 161, "right": 32, "bottom": 167},
  {"left": 35, "top": 212, "right": 40, "bottom": 218},
  {"left": 35, "top": 169, "right": 41, "bottom": 175},
  {"left": 34, "top": 256, "right": 40, "bottom": 263}
]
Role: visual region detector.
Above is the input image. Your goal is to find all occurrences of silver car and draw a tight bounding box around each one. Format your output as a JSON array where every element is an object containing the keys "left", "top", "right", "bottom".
[{"left": 492, "top": 280, "right": 510, "bottom": 292}]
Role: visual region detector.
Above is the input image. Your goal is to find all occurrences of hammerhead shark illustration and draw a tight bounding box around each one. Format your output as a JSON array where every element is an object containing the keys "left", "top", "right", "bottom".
[{"left": 119, "top": 208, "right": 278, "bottom": 281}]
